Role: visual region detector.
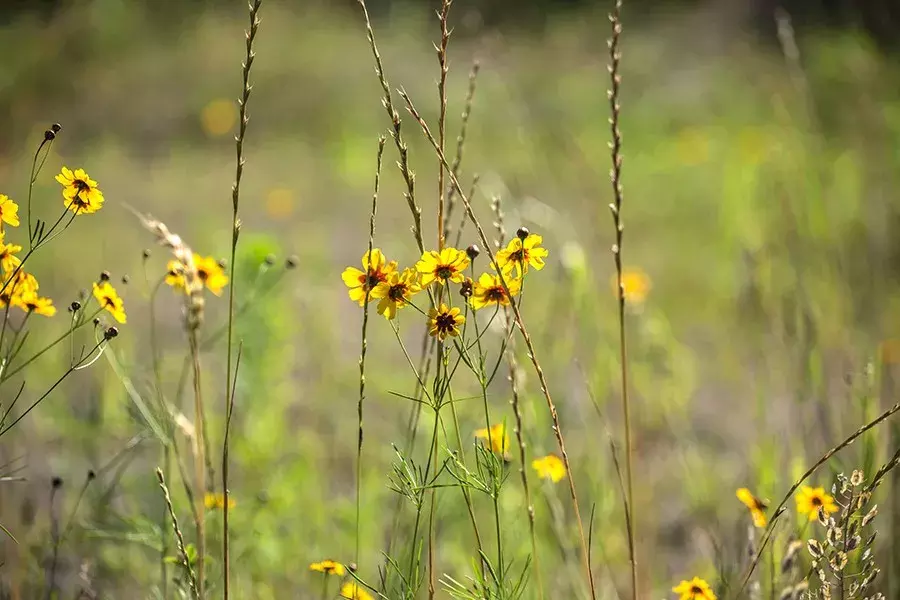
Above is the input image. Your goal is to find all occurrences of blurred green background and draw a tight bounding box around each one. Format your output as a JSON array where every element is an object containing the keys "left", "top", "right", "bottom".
[{"left": 1, "top": 0, "right": 900, "bottom": 598}]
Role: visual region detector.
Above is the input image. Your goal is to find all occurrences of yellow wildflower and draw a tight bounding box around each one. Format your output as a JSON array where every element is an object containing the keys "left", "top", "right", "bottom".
[
  {"left": 0, "top": 240, "right": 22, "bottom": 273},
  {"left": 0, "top": 271, "right": 37, "bottom": 308},
  {"left": 15, "top": 291, "right": 56, "bottom": 317},
  {"left": 340, "top": 582, "right": 373, "bottom": 600},
  {"left": 427, "top": 303, "right": 464, "bottom": 340},
  {"left": 374, "top": 268, "right": 421, "bottom": 320},
  {"left": 166, "top": 256, "right": 229, "bottom": 296},
  {"left": 416, "top": 247, "right": 469, "bottom": 286},
  {"left": 613, "top": 268, "right": 651, "bottom": 304},
  {"left": 796, "top": 486, "right": 839, "bottom": 521},
  {"left": 309, "top": 559, "right": 345, "bottom": 576},
  {"left": 93, "top": 281, "right": 127, "bottom": 324},
  {"left": 532, "top": 455, "right": 566, "bottom": 483},
  {"left": 341, "top": 249, "right": 396, "bottom": 306},
  {"left": 0, "top": 195, "right": 20, "bottom": 228},
  {"left": 495, "top": 233, "right": 548, "bottom": 276},
  {"left": 470, "top": 272, "right": 520, "bottom": 310},
  {"left": 736, "top": 488, "right": 768, "bottom": 528},
  {"left": 673, "top": 577, "right": 717, "bottom": 600},
  {"left": 55, "top": 167, "right": 104, "bottom": 214},
  {"left": 203, "top": 492, "right": 236, "bottom": 511},
  {"left": 475, "top": 423, "right": 510, "bottom": 456}
]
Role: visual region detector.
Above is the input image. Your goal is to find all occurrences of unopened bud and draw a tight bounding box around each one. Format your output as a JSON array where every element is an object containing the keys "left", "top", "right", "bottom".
[
  {"left": 516, "top": 227, "right": 530, "bottom": 241},
  {"left": 466, "top": 244, "right": 480, "bottom": 260}
]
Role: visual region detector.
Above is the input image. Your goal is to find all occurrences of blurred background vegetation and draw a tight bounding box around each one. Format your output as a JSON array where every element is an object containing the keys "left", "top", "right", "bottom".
[{"left": 1, "top": 0, "right": 900, "bottom": 598}]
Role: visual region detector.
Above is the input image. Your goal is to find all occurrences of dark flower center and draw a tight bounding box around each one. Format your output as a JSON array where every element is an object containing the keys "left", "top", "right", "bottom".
[
  {"left": 691, "top": 586, "right": 703, "bottom": 596},
  {"left": 485, "top": 286, "right": 506, "bottom": 302},
  {"left": 74, "top": 179, "right": 91, "bottom": 193},
  {"left": 388, "top": 283, "right": 408, "bottom": 302},
  {"left": 198, "top": 268, "right": 209, "bottom": 282},
  {"left": 364, "top": 268, "right": 387, "bottom": 289},
  {"left": 812, "top": 496, "right": 823, "bottom": 507},
  {"left": 435, "top": 313, "right": 456, "bottom": 334},
  {"left": 436, "top": 265, "right": 454, "bottom": 279},
  {"left": 103, "top": 296, "right": 116, "bottom": 308},
  {"left": 509, "top": 249, "right": 527, "bottom": 263}
]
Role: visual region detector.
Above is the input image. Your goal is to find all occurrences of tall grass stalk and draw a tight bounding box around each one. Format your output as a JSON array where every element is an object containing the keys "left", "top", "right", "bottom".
[
  {"left": 223, "top": 2, "right": 262, "bottom": 597},
  {"left": 399, "top": 91, "right": 596, "bottom": 599},
  {"left": 606, "top": 4, "right": 634, "bottom": 600},
  {"left": 357, "top": 136, "right": 386, "bottom": 570},
  {"left": 156, "top": 468, "right": 199, "bottom": 600},
  {"left": 436, "top": 0, "right": 451, "bottom": 250}
]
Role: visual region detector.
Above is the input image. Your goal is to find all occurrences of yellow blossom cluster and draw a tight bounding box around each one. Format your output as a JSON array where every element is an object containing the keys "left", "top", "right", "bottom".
[
  {"left": 0, "top": 193, "right": 53, "bottom": 316},
  {"left": 340, "top": 232, "right": 549, "bottom": 341}
]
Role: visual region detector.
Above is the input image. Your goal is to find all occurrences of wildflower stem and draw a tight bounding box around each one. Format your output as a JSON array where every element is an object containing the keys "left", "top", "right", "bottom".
[
  {"left": 26, "top": 134, "right": 54, "bottom": 251},
  {"left": 156, "top": 468, "right": 200, "bottom": 600},
  {"left": 223, "top": 3, "right": 262, "bottom": 598},
  {"left": 357, "top": 136, "right": 386, "bottom": 571},
  {"left": 606, "top": 4, "right": 635, "bottom": 600},
  {"left": 187, "top": 329, "right": 206, "bottom": 600},
  {"left": 444, "top": 62, "right": 480, "bottom": 245},
  {"left": 400, "top": 90, "right": 596, "bottom": 600},
  {"left": 222, "top": 342, "right": 242, "bottom": 600},
  {"left": 356, "top": 0, "right": 425, "bottom": 255},
  {"left": 436, "top": 0, "right": 451, "bottom": 250}
]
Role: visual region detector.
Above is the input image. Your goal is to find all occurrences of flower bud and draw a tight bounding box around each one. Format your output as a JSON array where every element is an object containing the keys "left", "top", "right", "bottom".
[
  {"left": 516, "top": 227, "right": 530, "bottom": 241},
  {"left": 105, "top": 326, "right": 119, "bottom": 340},
  {"left": 466, "top": 244, "right": 480, "bottom": 260}
]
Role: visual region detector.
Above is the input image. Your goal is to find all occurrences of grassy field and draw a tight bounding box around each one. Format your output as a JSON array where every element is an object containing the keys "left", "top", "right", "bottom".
[{"left": 1, "top": 1, "right": 900, "bottom": 598}]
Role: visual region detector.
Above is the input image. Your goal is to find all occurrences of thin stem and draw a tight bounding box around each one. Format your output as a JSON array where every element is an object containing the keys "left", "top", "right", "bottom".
[
  {"left": 436, "top": 0, "right": 451, "bottom": 250},
  {"left": 27, "top": 133, "right": 54, "bottom": 251},
  {"left": 444, "top": 61, "right": 480, "bottom": 244},
  {"left": 156, "top": 468, "right": 200, "bottom": 600},
  {"left": 607, "top": 5, "right": 633, "bottom": 600},
  {"left": 223, "top": 342, "right": 242, "bottom": 600},
  {"left": 358, "top": 136, "right": 386, "bottom": 570},
  {"left": 224, "top": 3, "right": 262, "bottom": 597},
  {"left": 188, "top": 329, "right": 206, "bottom": 599}
]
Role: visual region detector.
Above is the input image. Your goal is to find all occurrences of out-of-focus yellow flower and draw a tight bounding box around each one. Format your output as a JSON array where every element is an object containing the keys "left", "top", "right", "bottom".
[
  {"left": 736, "top": 488, "right": 768, "bottom": 528},
  {"left": 612, "top": 268, "right": 651, "bottom": 305},
  {"left": 475, "top": 423, "right": 510, "bottom": 456},
  {"left": 266, "top": 188, "right": 295, "bottom": 219},
  {"left": 495, "top": 234, "right": 548, "bottom": 277},
  {"left": 0, "top": 195, "right": 20, "bottom": 228},
  {"left": 55, "top": 167, "right": 104, "bottom": 214},
  {"left": 427, "top": 303, "right": 464, "bottom": 340},
  {"left": 15, "top": 291, "right": 56, "bottom": 317},
  {"left": 374, "top": 268, "right": 421, "bottom": 320},
  {"left": 341, "top": 249, "right": 396, "bottom": 306},
  {"left": 470, "top": 272, "right": 520, "bottom": 310},
  {"left": 200, "top": 98, "right": 237, "bottom": 137},
  {"left": 416, "top": 247, "right": 469, "bottom": 286},
  {"left": 340, "top": 582, "right": 373, "bottom": 600},
  {"left": 673, "top": 577, "right": 716, "bottom": 600},
  {"left": 93, "top": 281, "right": 126, "bottom": 324},
  {"left": 204, "top": 492, "right": 236, "bottom": 511},
  {"left": 879, "top": 339, "right": 900, "bottom": 364},
  {"left": 532, "top": 454, "right": 566, "bottom": 482},
  {"left": 166, "top": 256, "right": 229, "bottom": 296},
  {"left": 0, "top": 239, "right": 22, "bottom": 273},
  {"left": 309, "top": 559, "right": 345, "bottom": 576},
  {"left": 796, "top": 486, "right": 839, "bottom": 521}
]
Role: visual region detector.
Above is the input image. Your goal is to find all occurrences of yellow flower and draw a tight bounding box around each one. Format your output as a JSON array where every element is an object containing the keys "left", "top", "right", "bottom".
[
  {"left": 470, "top": 272, "right": 520, "bottom": 310},
  {"left": 340, "top": 582, "right": 373, "bottom": 600},
  {"left": 341, "top": 249, "right": 397, "bottom": 306},
  {"left": 15, "top": 291, "right": 56, "bottom": 317},
  {"left": 55, "top": 167, "right": 104, "bottom": 214},
  {"left": 612, "top": 268, "right": 651, "bottom": 304},
  {"left": 203, "top": 492, "right": 236, "bottom": 511},
  {"left": 796, "top": 486, "right": 839, "bottom": 521},
  {"left": 532, "top": 454, "right": 566, "bottom": 483},
  {"left": 0, "top": 195, "right": 20, "bottom": 228},
  {"left": 736, "top": 488, "right": 768, "bottom": 528},
  {"left": 673, "top": 577, "right": 717, "bottom": 600},
  {"left": 309, "top": 559, "right": 345, "bottom": 576},
  {"left": 427, "top": 303, "right": 464, "bottom": 340},
  {"left": 416, "top": 247, "right": 469, "bottom": 286},
  {"left": 474, "top": 423, "right": 510, "bottom": 456},
  {"left": 0, "top": 271, "right": 38, "bottom": 308},
  {"left": 93, "top": 281, "right": 127, "bottom": 324},
  {"left": 374, "top": 268, "right": 422, "bottom": 320},
  {"left": 166, "top": 256, "right": 229, "bottom": 296},
  {"left": 0, "top": 240, "right": 22, "bottom": 273},
  {"left": 495, "top": 234, "right": 548, "bottom": 276},
  {"left": 200, "top": 98, "right": 237, "bottom": 137}
]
